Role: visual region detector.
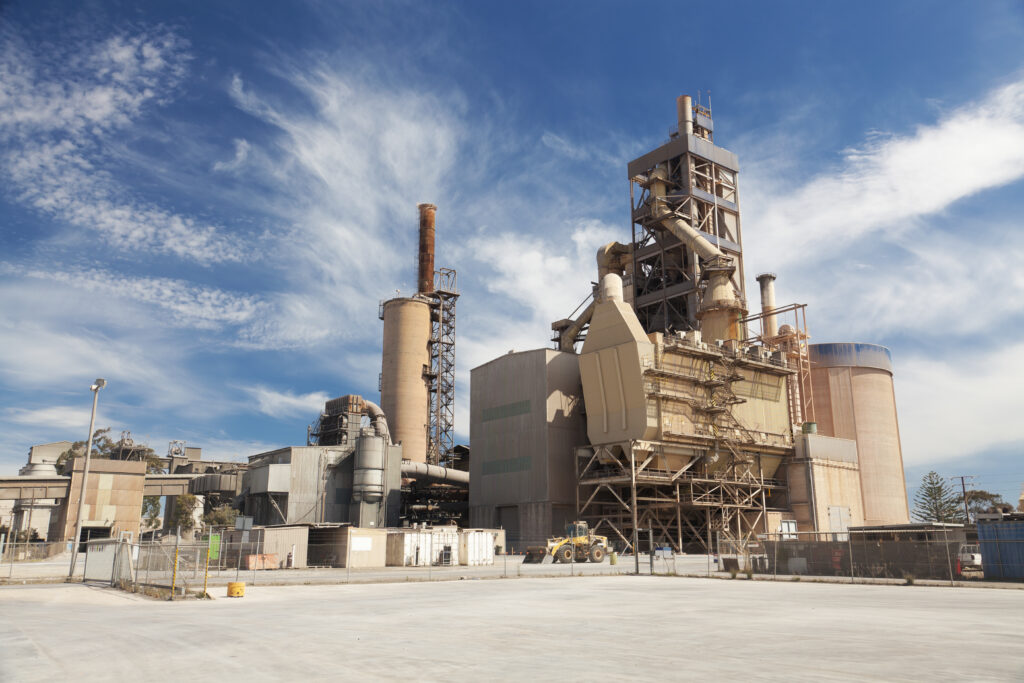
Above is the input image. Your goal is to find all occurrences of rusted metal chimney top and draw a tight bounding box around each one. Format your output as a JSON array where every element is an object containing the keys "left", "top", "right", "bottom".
[{"left": 417, "top": 203, "right": 436, "bottom": 294}]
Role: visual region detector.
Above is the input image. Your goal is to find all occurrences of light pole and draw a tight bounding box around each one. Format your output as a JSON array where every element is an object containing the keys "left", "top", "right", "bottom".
[{"left": 67, "top": 378, "right": 106, "bottom": 579}]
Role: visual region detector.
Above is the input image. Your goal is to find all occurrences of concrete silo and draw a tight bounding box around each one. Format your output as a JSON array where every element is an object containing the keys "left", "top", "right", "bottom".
[
  {"left": 379, "top": 204, "right": 437, "bottom": 464},
  {"left": 808, "top": 343, "right": 910, "bottom": 525}
]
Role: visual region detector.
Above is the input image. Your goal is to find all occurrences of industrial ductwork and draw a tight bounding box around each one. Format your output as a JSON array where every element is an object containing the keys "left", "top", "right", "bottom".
[
  {"left": 597, "top": 241, "right": 632, "bottom": 280},
  {"left": 648, "top": 165, "right": 745, "bottom": 342},
  {"left": 555, "top": 300, "right": 595, "bottom": 352},
  {"left": 400, "top": 460, "right": 469, "bottom": 486},
  {"left": 361, "top": 398, "right": 391, "bottom": 442}
]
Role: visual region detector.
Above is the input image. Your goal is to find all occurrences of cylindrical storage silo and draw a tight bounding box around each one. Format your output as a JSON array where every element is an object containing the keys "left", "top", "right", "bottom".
[
  {"left": 808, "top": 343, "right": 909, "bottom": 526},
  {"left": 380, "top": 297, "right": 431, "bottom": 463},
  {"left": 353, "top": 433, "right": 386, "bottom": 502}
]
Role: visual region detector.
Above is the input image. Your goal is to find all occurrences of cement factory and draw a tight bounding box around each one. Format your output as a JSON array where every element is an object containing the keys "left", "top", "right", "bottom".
[{"left": 1, "top": 95, "right": 914, "bottom": 562}]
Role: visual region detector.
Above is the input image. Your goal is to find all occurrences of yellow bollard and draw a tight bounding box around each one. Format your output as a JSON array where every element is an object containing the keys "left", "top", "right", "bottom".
[
  {"left": 227, "top": 581, "right": 245, "bottom": 598},
  {"left": 610, "top": 551, "right": 618, "bottom": 566}
]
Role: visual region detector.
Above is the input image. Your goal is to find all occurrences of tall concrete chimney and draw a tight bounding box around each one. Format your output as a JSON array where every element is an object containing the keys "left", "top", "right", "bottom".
[{"left": 417, "top": 203, "right": 436, "bottom": 294}]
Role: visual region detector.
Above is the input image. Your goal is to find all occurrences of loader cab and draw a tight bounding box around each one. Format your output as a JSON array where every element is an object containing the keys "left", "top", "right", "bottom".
[{"left": 567, "top": 522, "right": 589, "bottom": 538}]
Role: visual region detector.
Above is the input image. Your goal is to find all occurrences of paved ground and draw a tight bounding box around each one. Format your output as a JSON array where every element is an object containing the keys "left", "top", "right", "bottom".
[
  {"left": 0, "top": 552, "right": 713, "bottom": 584},
  {"left": 2, "top": 575, "right": 1022, "bottom": 682}
]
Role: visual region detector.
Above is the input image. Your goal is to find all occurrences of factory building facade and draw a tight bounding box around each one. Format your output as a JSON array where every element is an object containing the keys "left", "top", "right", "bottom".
[{"left": 469, "top": 349, "right": 585, "bottom": 549}]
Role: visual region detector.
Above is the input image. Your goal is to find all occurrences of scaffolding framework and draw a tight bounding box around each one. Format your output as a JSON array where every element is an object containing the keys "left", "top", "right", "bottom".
[
  {"left": 576, "top": 441, "right": 786, "bottom": 554},
  {"left": 741, "top": 303, "right": 816, "bottom": 427},
  {"left": 426, "top": 268, "right": 458, "bottom": 467}
]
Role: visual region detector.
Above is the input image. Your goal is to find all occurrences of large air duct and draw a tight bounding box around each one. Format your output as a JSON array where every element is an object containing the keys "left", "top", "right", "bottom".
[
  {"left": 756, "top": 273, "right": 779, "bottom": 339},
  {"left": 649, "top": 165, "right": 744, "bottom": 342},
  {"left": 400, "top": 460, "right": 469, "bottom": 486},
  {"left": 417, "top": 203, "right": 436, "bottom": 294}
]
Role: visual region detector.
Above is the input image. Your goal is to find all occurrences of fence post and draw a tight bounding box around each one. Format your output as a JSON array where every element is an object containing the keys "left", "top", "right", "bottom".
[
  {"left": 847, "top": 533, "right": 855, "bottom": 584},
  {"left": 942, "top": 526, "right": 955, "bottom": 587},
  {"left": 203, "top": 537, "right": 211, "bottom": 598},
  {"left": 773, "top": 535, "right": 778, "bottom": 581},
  {"left": 252, "top": 537, "right": 259, "bottom": 586},
  {"left": 648, "top": 528, "right": 654, "bottom": 575},
  {"left": 171, "top": 535, "right": 179, "bottom": 600}
]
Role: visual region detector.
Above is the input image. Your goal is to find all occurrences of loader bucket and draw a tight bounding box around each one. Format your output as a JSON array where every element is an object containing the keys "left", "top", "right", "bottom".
[{"left": 523, "top": 547, "right": 552, "bottom": 564}]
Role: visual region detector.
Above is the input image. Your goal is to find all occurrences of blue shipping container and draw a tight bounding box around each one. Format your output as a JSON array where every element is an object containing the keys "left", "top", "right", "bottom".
[{"left": 978, "top": 520, "right": 1024, "bottom": 580}]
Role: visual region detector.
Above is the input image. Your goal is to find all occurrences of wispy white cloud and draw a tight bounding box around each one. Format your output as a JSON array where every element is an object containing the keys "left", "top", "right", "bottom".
[
  {"left": 245, "top": 386, "right": 329, "bottom": 419},
  {"left": 212, "top": 138, "right": 251, "bottom": 172},
  {"left": 7, "top": 265, "right": 264, "bottom": 330},
  {"left": 744, "top": 78, "right": 1024, "bottom": 272},
  {"left": 6, "top": 406, "right": 94, "bottom": 430},
  {"left": 224, "top": 68, "right": 465, "bottom": 349},
  {"left": 0, "top": 26, "right": 246, "bottom": 264}
]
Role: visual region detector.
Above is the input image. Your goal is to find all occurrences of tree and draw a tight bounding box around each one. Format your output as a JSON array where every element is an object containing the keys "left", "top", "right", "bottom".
[
  {"left": 170, "top": 494, "right": 199, "bottom": 533},
  {"left": 913, "top": 471, "right": 965, "bottom": 523},
  {"left": 58, "top": 428, "right": 164, "bottom": 474},
  {"left": 203, "top": 504, "right": 238, "bottom": 528},
  {"left": 142, "top": 496, "right": 162, "bottom": 530},
  {"left": 963, "top": 489, "right": 1009, "bottom": 521}
]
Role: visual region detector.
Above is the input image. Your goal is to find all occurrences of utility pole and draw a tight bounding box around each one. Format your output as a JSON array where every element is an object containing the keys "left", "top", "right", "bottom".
[
  {"left": 951, "top": 475, "right": 975, "bottom": 523},
  {"left": 67, "top": 378, "right": 106, "bottom": 579}
]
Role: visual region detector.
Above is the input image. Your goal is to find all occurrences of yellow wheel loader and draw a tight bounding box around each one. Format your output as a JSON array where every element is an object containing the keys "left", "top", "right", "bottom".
[{"left": 523, "top": 521, "right": 609, "bottom": 564}]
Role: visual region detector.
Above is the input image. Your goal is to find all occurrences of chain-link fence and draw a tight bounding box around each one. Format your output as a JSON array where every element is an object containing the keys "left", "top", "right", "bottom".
[
  {"left": 728, "top": 530, "right": 1024, "bottom": 583},
  {"left": 0, "top": 540, "right": 70, "bottom": 581}
]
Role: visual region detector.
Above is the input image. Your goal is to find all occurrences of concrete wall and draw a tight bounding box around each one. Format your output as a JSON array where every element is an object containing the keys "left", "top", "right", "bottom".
[
  {"left": 787, "top": 434, "right": 865, "bottom": 533},
  {"left": 59, "top": 457, "right": 147, "bottom": 542},
  {"left": 469, "top": 349, "right": 586, "bottom": 548}
]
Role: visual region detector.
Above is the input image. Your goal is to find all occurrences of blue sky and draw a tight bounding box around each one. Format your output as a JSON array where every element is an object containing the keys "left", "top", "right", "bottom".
[{"left": 1, "top": 1, "right": 1023, "bottom": 506}]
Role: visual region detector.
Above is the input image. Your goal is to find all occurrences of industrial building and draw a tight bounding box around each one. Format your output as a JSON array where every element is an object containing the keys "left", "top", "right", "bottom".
[
  {"left": 2, "top": 95, "right": 910, "bottom": 562},
  {"left": 470, "top": 95, "right": 910, "bottom": 553},
  {"left": 0, "top": 440, "right": 245, "bottom": 544}
]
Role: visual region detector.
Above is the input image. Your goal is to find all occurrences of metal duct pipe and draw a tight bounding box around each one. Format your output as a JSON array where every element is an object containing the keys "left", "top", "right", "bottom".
[
  {"left": 677, "top": 95, "right": 693, "bottom": 136},
  {"left": 596, "top": 241, "right": 632, "bottom": 280},
  {"left": 361, "top": 398, "right": 391, "bottom": 442},
  {"left": 400, "top": 460, "right": 469, "bottom": 486},
  {"left": 756, "top": 273, "right": 779, "bottom": 339},
  {"left": 649, "top": 164, "right": 743, "bottom": 342},
  {"left": 557, "top": 299, "right": 596, "bottom": 352},
  {"left": 417, "top": 203, "right": 436, "bottom": 294}
]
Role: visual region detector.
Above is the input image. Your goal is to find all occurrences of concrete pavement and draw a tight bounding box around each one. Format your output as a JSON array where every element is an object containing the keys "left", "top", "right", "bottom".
[{"left": 2, "top": 575, "right": 1022, "bottom": 681}]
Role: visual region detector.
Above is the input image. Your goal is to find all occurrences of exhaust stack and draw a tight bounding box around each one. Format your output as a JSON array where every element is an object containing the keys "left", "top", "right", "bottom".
[
  {"left": 417, "top": 203, "right": 436, "bottom": 294},
  {"left": 756, "top": 273, "right": 779, "bottom": 339},
  {"left": 677, "top": 95, "right": 693, "bottom": 136}
]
